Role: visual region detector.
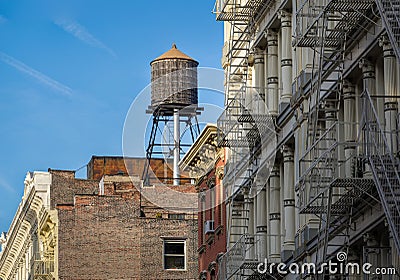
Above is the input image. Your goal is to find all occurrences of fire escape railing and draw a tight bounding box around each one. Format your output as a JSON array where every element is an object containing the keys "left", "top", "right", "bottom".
[
  {"left": 376, "top": 0, "right": 400, "bottom": 62},
  {"left": 362, "top": 89, "right": 400, "bottom": 258}
]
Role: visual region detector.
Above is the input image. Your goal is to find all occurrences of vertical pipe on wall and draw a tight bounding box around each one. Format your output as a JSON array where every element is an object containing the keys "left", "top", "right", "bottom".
[{"left": 173, "top": 109, "right": 180, "bottom": 185}]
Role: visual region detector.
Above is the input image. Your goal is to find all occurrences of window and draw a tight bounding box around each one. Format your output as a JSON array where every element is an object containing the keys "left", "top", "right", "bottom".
[
  {"left": 163, "top": 240, "right": 186, "bottom": 270},
  {"left": 168, "top": 213, "right": 185, "bottom": 220}
]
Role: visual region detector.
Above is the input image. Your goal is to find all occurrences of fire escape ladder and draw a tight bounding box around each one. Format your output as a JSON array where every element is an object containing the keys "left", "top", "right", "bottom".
[
  {"left": 294, "top": 0, "right": 376, "bottom": 274},
  {"left": 214, "top": 1, "right": 272, "bottom": 279},
  {"left": 220, "top": 0, "right": 252, "bottom": 253},
  {"left": 228, "top": 192, "right": 250, "bottom": 248},
  {"left": 376, "top": 0, "right": 400, "bottom": 62},
  {"left": 363, "top": 89, "right": 400, "bottom": 258}
]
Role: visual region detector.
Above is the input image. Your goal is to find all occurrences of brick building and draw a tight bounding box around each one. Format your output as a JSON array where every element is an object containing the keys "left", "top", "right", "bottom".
[
  {"left": 0, "top": 157, "right": 198, "bottom": 280},
  {"left": 180, "top": 125, "right": 226, "bottom": 280}
]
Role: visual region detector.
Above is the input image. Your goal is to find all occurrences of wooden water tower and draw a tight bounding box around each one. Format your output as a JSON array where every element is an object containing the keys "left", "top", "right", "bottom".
[{"left": 144, "top": 44, "right": 202, "bottom": 185}]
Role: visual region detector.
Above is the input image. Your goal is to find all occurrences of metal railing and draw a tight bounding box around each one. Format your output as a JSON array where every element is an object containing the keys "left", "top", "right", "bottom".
[
  {"left": 218, "top": 233, "right": 282, "bottom": 279},
  {"left": 362, "top": 89, "right": 400, "bottom": 258},
  {"left": 213, "top": 0, "right": 268, "bottom": 21},
  {"left": 31, "top": 252, "right": 54, "bottom": 280},
  {"left": 376, "top": 0, "right": 400, "bottom": 62},
  {"left": 297, "top": 121, "right": 367, "bottom": 213}
]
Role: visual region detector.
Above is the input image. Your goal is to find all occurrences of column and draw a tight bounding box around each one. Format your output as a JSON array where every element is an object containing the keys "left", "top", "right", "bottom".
[
  {"left": 389, "top": 229, "right": 400, "bottom": 277},
  {"left": 364, "top": 233, "right": 380, "bottom": 274},
  {"left": 256, "top": 181, "right": 267, "bottom": 261},
  {"left": 359, "top": 58, "right": 375, "bottom": 103},
  {"left": 246, "top": 191, "right": 255, "bottom": 260},
  {"left": 254, "top": 48, "right": 265, "bottom": 114},
  {"left": 21, "top": 258, "right": 25, "bottom": 280},
  {"left": 359, "top": 58, "right": 379, "bottom": 177},
  {"left": 283, "top": 146, "right": 295, "bottom": 254},
  {"left": 266, "top": 30, "right": 279, "bottom": 116},
  {"left": 279, "top": 10, "right": 292, "bottom": 106},
  {"left": 379, "top": 35, "right": 399, "bottom": 154},
  {"left": 269, "top": 164, "right": 281, "bottom": 261},
  {"left": 347, "top": 250, "right": 360, "bottom": 280},
  {"left": 343, "top": 81, "right": 357, "bottom": 178}
]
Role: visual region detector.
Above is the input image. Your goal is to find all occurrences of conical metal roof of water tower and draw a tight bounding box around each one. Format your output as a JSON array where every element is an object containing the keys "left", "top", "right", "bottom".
[{"left": 151, "top": 43, "right": 198, "bottom": 64}]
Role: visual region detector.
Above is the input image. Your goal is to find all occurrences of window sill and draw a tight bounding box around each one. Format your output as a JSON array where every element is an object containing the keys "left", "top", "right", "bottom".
[
  {"left": 215, "top": 225, "right": 223, "bottom": 235},
  {"left": 206, "top": 233, "right": 215, "bottom": 245},
  {"left": 198, "top": 244, "right": 206, "bottom": 254}
]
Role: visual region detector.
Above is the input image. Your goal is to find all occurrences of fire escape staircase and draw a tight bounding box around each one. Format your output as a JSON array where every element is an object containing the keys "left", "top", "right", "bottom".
[
  {"left": 294, "top": 0, "right": 376, "bottom": 277},
  {"left": 214, "top": 0, "right": 268, "bottom": 246},
  {"left": 363, "top": 89, "right": 400, "bottom": 259},
  {"left": 214, "top": 1, "right": 272, "bottom": 279},
  {"left": 376, "top": 0, "right": 400, "bottom": 62}
]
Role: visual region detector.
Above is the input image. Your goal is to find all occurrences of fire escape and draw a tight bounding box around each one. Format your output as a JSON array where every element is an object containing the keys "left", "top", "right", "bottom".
[
  {"left": 214, "top": 0, "right": 274, "bottom": 279},
  {"left": 376, "top": 0, "right": 400, "bottom": 62},
  {"left": 293, "top": 0, "right": 384, "bottom": 277},
  {"left": 33, "top": 252, "right": 55, "bottom": 280},
  {"left": 369, "top": 0, "right": 400, "bottom": 260}
]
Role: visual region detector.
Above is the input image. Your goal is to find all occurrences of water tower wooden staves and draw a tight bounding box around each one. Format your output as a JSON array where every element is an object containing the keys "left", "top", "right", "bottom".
[{"left": 144, "top": 44, "right": 202, "bottom": 185}]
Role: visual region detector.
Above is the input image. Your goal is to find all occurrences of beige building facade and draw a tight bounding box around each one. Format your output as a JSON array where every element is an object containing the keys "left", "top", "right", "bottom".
[
  {"left": 214, "top": 0, "right": 400, "bottom": 279},
  {"left": 0, "top": 172, "right": 56, "bottom": 280}
]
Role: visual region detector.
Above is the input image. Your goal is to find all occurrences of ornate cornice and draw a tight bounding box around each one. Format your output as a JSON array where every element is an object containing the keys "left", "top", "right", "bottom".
[
  {"left": 179, "top": 124, "right": 218, "bottom": 179},
  {"left": 0, "top": 172, "right": 51, "bottom": 280}
]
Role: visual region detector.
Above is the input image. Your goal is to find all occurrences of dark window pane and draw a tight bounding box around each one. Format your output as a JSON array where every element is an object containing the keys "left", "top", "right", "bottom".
[
  {"left": 168, "top": 213, "right": 185, "bottom": 220},
  {"left": 164, "top": 256, "right": 185, "bottom": 269},
  {"left": 164, "top": 242, "right": 184, "bottom": 254}
]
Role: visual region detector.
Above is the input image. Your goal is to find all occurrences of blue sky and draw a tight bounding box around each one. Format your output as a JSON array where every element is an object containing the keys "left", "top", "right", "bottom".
[{"left": 0, "top": 1, "right": 223, "bottom": 232}]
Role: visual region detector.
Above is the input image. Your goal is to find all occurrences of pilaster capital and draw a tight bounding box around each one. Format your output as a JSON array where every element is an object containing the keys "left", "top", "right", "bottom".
[
  {"left": 363, "top": 232, "right": 379, "bottom": 246},
  {"left": 265, "top": 30, "right": 278, "bottom": 46},
  {"left": 379, "top": 35, "right": 396, "bottom": 58},
  {"left": 278, "top": 10, "right": 292, "bottom": 26},
  {"left": 343, "top": 80, "right": 356, "bottom": 99},
  {"left": 359, "top": 58, "right": 375, "bottom": 79},
  {"left": 253, "top": 48, "right": 265, "bottom": 63},
  {"left": 271, "top": 164, "right": 280, "bottom": 177},
  {"left": 358, "top": 58, "right": 373, "bottom": 71},
  {"left": 282, "top": 145, "right": 294, "bottom": 160},
  {"left": 216, "top": 166, "right": 224, "bottom": 180}
]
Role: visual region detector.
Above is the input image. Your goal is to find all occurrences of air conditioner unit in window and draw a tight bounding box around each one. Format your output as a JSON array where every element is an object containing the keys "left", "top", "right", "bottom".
[{"left": 204, "top": 220, "right": 214, "bottom": 234}]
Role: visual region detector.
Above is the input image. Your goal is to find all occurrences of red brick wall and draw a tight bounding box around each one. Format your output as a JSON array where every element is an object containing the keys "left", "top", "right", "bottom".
[
  {"left": 54, "top": 171, "right": 198, "bottom": 280},
  {"left": 49, "top": 169, "right": 99, "bottom": 209},
  {"left": 198, "top": 151, "right": 226, "bottom": 279},
  {"left": 57, "top": 195, "right": 142, "bottom": 279},
  {"left": 86, "top": 156, "right": 176, "bottom": 182}
]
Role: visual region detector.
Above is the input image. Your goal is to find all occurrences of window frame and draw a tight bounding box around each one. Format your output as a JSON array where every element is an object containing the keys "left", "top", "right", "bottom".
[
  {"left": 167, "top": 213, "right": 185, "bottom": 220},
  {"left": 163, "top": 239, "right": 187, "bottom": 271}
]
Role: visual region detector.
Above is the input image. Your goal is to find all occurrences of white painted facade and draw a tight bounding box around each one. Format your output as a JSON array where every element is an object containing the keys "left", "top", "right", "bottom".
[
  {"left": 215, "top": 0, "right": 400, "bottom": 278},
  {"left": 0, "top": 172, "right": 57, "bottom": 280}
]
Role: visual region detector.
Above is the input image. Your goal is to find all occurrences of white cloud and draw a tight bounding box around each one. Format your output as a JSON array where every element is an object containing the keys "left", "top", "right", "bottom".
[
  {"left": 55, "top": 19, "right": 117, "bottom": 58},
  {"left": 0, "top": 51, "right": 73, "bottom": 96},
  {"left": 0, "top": 15, "right": 6, "bottom": 24}
]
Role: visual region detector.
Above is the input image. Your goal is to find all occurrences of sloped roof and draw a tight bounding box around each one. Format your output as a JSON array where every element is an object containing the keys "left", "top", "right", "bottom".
[{"left": 151, "top": 43, "right": 197, "bottom": 63}]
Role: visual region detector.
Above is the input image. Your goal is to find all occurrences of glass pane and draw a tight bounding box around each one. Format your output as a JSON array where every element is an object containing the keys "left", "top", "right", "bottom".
[
  {"left": 164, "top": 242, "right": 184, "bottom": 254},
  {"left": 164, "top": 256, "right": 185, "bottom": 269}
]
